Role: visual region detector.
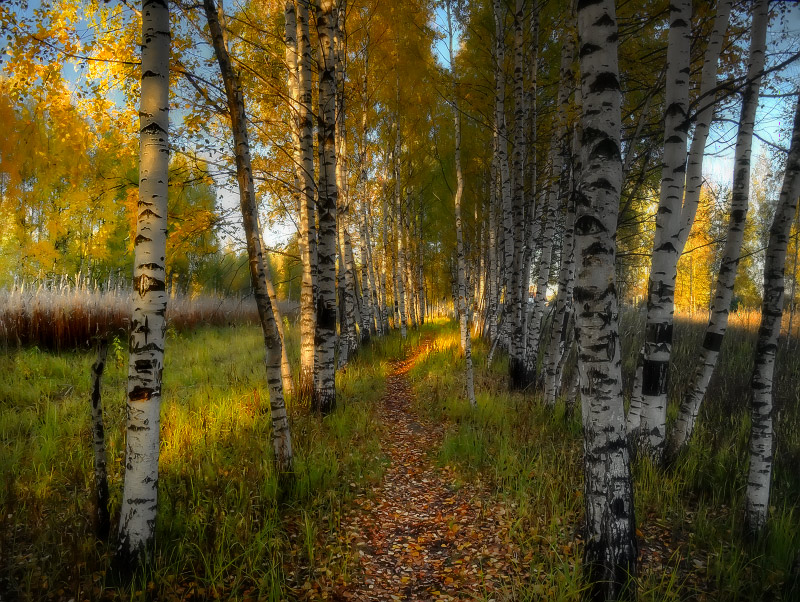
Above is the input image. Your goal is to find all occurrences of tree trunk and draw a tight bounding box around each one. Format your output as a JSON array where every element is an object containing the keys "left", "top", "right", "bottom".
[
  {"left": 204, "top": 0, "right": 294, "bottom": 475},
  {"left": 670, "top": 0, "right": 769, "bottom": 456},
  {"left": 629, "top": 0, "right": 731, "bottom": 439},
  {"left": 296, "top": 0, "right": 318, "bottom": 402},
  {"left": 447, "top": 0, "right": 476, "bottom": 408},
  {"left": 90, "top": 337, "right": 110, "bottom": 540},
  {"left": 524, "top": 26, "right": 574, "bottom": 387},
  {"left": 507, "top": 0, "right": 527, "bottom": 388},
  {"left": 313, "top": 0, "right": 339, "bottom": 414},
  {"left": 116, "top": 0, "right": 170, "bottom": 569},
  {"left": 264, "top": 249, "right": 294, "bottom": 397},
  {"left": 493, "top": 0, "right": 514, "bottom": 360},
  {"left": 393, "top": 123, "right": 408, "bottom": 338},
  {"left": 745, "top": 91, "right": 800, "bottom": 536},
  {"left": 633, "top": 0, "right": 693, "bottom": 461},
  {"left": 335, "top": 0, "right": 358, "bottom": 364},
  {"left": 574, "top": 0, "right": 637, "bottom": 597}
]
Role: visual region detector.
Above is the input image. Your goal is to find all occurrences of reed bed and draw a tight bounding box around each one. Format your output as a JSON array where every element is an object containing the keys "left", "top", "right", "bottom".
[{"left": 0, "top": 284, "right": 293, "bottom": 350}]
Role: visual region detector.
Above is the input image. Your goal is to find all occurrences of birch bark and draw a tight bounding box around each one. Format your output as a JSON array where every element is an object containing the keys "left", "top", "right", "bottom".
[
  {"left": 745, "top": 91, "right": 800, "bottom": 536},
  {"left": 313, "top": 0, "right": 339, "bottom": 414},
  {"left": 671, "top": 0, "right": 769, "bottom": 454},
  {"left": 297, "top": 0, "right": 318, "bottom": 401},
  {"left": 447, "top": 0, "right": 477, "bottom": 409},
  {"left": 204, "top": 0, "right": 294, "bottom": 476},
  {"left": 633, "top": 0, "right": 693, "bottom": 460},
  {"left": 574, "top": 0, "right": 636, "bottom": 595},
  {"left": 116, "top": 0, "right": 169, "bottom": 567}
]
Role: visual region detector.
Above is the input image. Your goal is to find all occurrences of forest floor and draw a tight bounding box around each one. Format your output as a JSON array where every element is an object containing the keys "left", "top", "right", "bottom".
[{"left": 306, "top": 340, "right": 527, "bottom": 601}]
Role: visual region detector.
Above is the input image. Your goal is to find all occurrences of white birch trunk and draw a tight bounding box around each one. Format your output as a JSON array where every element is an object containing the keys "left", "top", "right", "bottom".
[
  {"left": 634, "top": 0, "right": 693, "bottom": 461},
  {"left": 447, "top": 0, "right": 476, "bottom": 408},
  {"left": 574, "top": 0, "right": 636, "bottom": 595},
  {"left": 670, "top": 0, "right": 769, "bottom": 455},
  {"left": 507, "top": 0, "right": 527, "bottom": 387},
  {"left": 116, "top": 0, "right": 169, "bottom": 567},
  {"left": 204, "top": 0, "right": 294, "bottom": 478},
  {"left": 335, "top": 0, "right": 358, "bottom": 362},
  {"left": 493, "top": 0, "right": 514, "bottom": 356},
  {"left": 393, "top": 125, "right": 408, "bottom": 339},
  {"left": 313, "top": 0, "right": 339, "bottom": 414},
  {"left": 297, "top": 0, "right": 318, "bottom": 401},
  {"left": 745, "top": 91, "right": 800, "bottom": 536},
  {"left": 524, "top": 30, "right": 574, "bottom": 385}
]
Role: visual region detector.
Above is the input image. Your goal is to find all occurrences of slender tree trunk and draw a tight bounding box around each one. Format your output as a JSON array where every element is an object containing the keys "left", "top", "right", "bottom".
[
  {"left": 628, "top": 0, "right": 731, "bottom": 438},
  {"left": 116, "top": 0, "right": 169, "bottom": 568},
  {"left": 493, "top": 0, "right": 514, "bottom": 357},
  {"left": 417, "top": 206, "right": 426, "bottom": 326},
  {"left": 204, "top": 0, "right": 293, "bottom": 475},
  {"left": 670, "top": 0, "right": 769, "bottom": 456},
  {"left": 264, "top": 249, "right": 294, "bottom": 396},
  {"left": 313, "top": 0, "right": 339, "bottom": 414},
  {"left": 507, "top": 0, "right": 527, "bottom": 388},
  {"left": 524, "top": 27, "right": 574, "bottom": 386},
  {"left": 487, "top": 134, "right": 499, "bottom": 343},
  {"left": 90, "top": 337, "right": 110, "bottom": 540},
  {"left": 632, "top": 0, "right": 693, "bottom": 461},
  {"left": 393, "top": 124, "right": 408, "bottom": 338},
  {"left": 574, "top": 0, "right": 636, "bottom": 597},
  {"left": 296, "top": 0, "right": 318, "bottom": 402},
  {"left": 335, "top": 1, "right": 358, "bottom": 363},
  {"left": 745, "top": 91, "right": 800, "bottom": 536},
  {"left": 447, "top": 0, "right": 476, "bottom": 408}
]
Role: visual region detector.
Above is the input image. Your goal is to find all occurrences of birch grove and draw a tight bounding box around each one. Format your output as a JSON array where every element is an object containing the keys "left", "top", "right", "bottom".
[{"left": 6, "top": 0, "right": 800, "bottom": 597}]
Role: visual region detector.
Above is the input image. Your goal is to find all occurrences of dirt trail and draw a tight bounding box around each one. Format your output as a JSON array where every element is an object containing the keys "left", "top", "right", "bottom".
[{"left": 339, "top": 342, "right": 525, "bottom": 601}]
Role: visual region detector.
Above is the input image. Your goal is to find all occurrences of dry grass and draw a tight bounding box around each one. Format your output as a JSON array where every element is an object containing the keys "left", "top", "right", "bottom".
[{"left": 0, "top": 284, "right": 294, "bottom": 351}]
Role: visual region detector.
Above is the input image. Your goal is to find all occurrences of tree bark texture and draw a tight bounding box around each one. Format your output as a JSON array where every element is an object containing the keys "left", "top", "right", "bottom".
[
  {"left": 313, "top": 0, "right": 339, "bottom": 414},
  {"left": 116, "top": 0, "right": 170, "bottom": 568},
  {"left": 671, "top": 0, "right": 769, "bottom": 456},
  {"left": 204, "top": 0, "right": 294, "bottom": 475},
  {"left": 574, "top": 0, "right": 637, "bottom": 597},
  {"left": 745, "top": 91, "right": 800, "bottom": 536}
]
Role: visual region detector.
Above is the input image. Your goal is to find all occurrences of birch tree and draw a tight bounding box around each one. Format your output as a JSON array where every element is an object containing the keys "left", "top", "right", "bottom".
[
  {"left": 296, "top": 0, "right": 318, "bottom": 401},
  {"left": 745, "top": 91, "right": 800, "bottom": 536},
  {"left": 116, "top": 0, "right": 170, "bottom": 567},
  {"left": 630, "top": 0, "right": 692, "bottom": 460},
  {"left": 670, "top": 0, "right": 769, "bottom": 456},
  {"left": 447, "top": 0, "right": 476, "bottom": 409},
  {"left": 203, "top": 0, "right": 293, "bottom": 476},
  {"left": 628, "top": 0, "right": 732, "bottom": 441},
  {"left": 313, "top": 0, "right": 339, "bottom": 414},
  {"left": 574, "top": 0, "right": 637, "bottom": 596}
]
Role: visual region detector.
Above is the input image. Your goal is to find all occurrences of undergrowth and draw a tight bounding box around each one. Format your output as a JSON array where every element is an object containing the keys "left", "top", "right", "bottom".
[
  {"left": 0, "top": 324, "right": 408, "bottom": 601},
  {"left": 408, "top": 316, "right": 800, "bottom": 601}
]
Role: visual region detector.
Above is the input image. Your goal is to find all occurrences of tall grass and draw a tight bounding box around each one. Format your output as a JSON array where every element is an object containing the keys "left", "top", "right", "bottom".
[
  {"left": 0, "top": 283, "right": 297, "bottom": 350},
  {"left": 0, "top": 323, "right": 405, "bottom": 600},
  {"left": 409, "top": 314, "right": 800, "bottom": 601}
]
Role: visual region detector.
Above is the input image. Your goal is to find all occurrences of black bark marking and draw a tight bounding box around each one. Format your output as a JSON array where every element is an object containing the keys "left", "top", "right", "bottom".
[{"left": 702, "top": 331, "right": 724, "bottom": 352}]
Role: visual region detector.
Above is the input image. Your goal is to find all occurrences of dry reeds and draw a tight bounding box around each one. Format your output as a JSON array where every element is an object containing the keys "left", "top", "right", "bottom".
[{"left": 0, "top": 282, "right": 280, "bottom": 350}]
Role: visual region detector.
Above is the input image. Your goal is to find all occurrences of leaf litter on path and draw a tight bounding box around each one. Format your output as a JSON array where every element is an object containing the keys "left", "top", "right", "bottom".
[{"left": 302, "top": 342, "right": 527, "bottom": 601}]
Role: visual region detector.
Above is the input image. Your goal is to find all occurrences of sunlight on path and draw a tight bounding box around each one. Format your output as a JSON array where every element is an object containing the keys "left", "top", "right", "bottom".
[{"left": 340, "top": 342, "right": 526, "bottom": 601}]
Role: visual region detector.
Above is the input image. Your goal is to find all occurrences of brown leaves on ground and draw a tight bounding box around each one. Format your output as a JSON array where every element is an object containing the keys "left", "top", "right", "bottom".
[{"left": 298, "top": 343, "right": 526, "bottom": 600}]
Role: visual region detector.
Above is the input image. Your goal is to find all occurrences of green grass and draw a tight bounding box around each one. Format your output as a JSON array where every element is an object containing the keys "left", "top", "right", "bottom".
[
  {"left": 0, "top": 323, "right": 407, "bottom": 601},
  {"left": 2, "top": 314, "right": 799, "bottom": 600},
  {"left": 408, "top": 316, "right": 800, "bottom": 601}
]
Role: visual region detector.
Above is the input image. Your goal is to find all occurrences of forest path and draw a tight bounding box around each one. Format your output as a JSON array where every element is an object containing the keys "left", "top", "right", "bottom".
[{"left": 338, "top": 339, "right": 526, "bottom": 601}]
